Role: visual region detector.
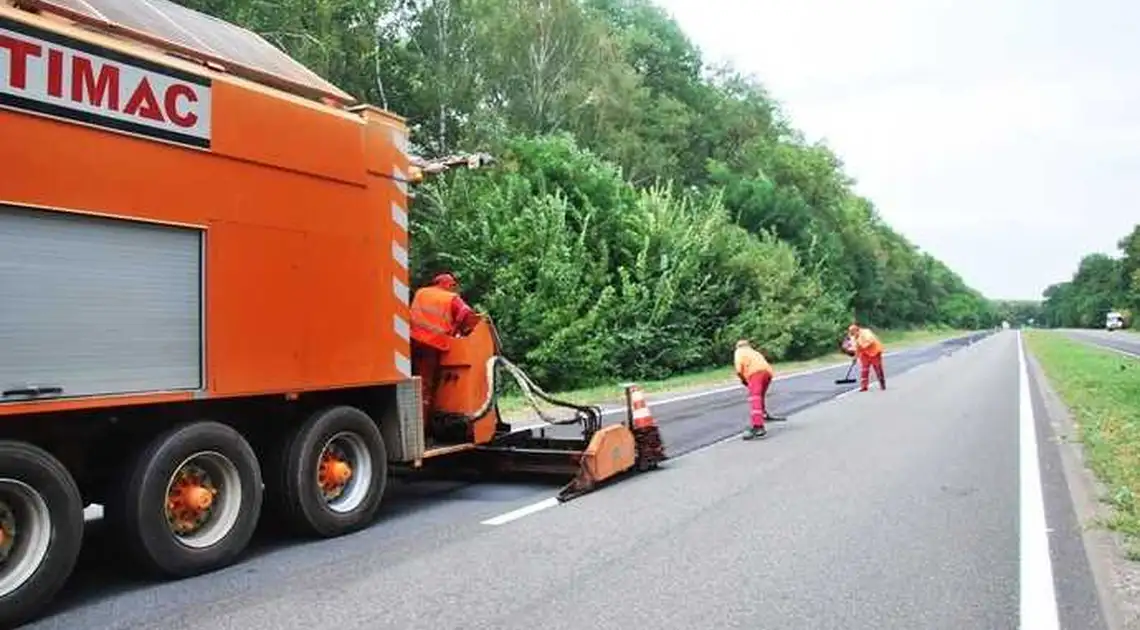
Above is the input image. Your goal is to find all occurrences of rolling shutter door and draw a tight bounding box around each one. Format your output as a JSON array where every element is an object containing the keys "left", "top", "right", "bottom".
[{"left": 0, "top": 205, "right": 203, "bottom": 401}]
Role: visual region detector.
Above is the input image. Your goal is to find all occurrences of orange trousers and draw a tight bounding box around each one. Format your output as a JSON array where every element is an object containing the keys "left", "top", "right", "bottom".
[
  {"left": 859, "top": 352, "right": 886, "bottom": 391},
  {"left": 411, "top": 342, "right": 442, "bottom": 427},
  {"left": 747, "top": 370, "right": 772, "bottom": 428}
]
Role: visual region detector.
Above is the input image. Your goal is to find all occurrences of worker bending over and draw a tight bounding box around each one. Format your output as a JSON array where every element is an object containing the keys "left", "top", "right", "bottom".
[
  {"left": 409, "top": 272, "right": 480, "bottom": 426},
  {"left": 847, "top": 323, "right": 886, "bottom": 391},
  {"left": 734, "top": 339, "right": 777, "bottom": 440}
]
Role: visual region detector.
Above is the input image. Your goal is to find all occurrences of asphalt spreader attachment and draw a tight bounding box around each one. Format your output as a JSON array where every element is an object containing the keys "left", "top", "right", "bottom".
[
  {"left": 503, "top": 383, "right": 669, "bottom": 503},
  {"left": 417, "top": 382, "right": 668, "bottom": 503},
  {"left": 408, "top": 315, "right": 669, "bottom": 505}
]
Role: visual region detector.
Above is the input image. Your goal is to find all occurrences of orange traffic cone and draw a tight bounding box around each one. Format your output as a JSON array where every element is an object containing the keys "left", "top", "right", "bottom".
[{"left": 624, "top": 385, "right": 667, "bottom": 470}]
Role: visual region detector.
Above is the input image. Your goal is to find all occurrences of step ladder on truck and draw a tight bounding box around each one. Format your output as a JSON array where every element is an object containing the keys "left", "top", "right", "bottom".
[{"left": 0, "top": 0, "right": 668, "bottom": 625}]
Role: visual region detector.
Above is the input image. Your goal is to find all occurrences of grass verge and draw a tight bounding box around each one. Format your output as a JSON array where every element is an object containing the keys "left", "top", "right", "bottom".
[
  {"left": 497, "top": 327, "right": 975, "bottom": 416},
  {"left": 1024, "top": 330, "right": 1140, "bottom": 557}
]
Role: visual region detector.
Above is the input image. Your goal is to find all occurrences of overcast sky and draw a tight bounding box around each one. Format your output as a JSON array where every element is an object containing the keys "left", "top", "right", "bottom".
[{"left": 655, "top": 0, "right": 1140, "bottom": 300}]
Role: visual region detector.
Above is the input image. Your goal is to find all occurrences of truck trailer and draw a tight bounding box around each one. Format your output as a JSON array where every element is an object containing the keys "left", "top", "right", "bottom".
[{"left": 0, "top": 0, "right": 666, "bottom": 625}]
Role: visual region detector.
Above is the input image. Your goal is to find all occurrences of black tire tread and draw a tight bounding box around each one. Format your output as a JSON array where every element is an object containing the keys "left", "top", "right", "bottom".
[
  {"left": 0, "top": 441, "right": 84, "bottom": 629},
  {"left": 108, "top": 421, "right": 262, "bottom": 579},
  {"left": 275, "top": 406, "right": 388, "bottom": 538}
]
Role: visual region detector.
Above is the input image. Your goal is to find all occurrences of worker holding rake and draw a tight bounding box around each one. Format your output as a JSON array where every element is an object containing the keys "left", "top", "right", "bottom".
[
  {"left": 734, "top": 339, "right": 784, "bottom": 440},
  {"left": 847, "top": 323, "right": 886, "bottom": 391}
]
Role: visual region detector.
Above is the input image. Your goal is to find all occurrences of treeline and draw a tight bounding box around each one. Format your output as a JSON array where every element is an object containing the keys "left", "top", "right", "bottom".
[
  {"left": 991, "top": 300, "right": 1045, "bottom": 328},
  {"left": 187, "top": 0, "right": 996, "bottom": 389},
  {"left": 1041, "top": 225, "right": 1140, "bottom": 328}
]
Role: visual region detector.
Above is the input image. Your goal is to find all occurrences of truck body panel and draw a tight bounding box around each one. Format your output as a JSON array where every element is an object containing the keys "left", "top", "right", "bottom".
[
  {"left": 0, "top": 5, "right": 414, "bottom": 414},
  {"left": 0, "top": 206, "right": 205, "bottom": 398}
]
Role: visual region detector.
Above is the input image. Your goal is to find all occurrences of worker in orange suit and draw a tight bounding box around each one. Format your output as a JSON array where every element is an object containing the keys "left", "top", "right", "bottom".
[
  {"left": 409, "top": 272, "right": 480, "bottom": 425},
  {"left": 734, "top": 339, "right": 776, "bottom": 440},
  {"left": 847, "top": 323, "right": 886, "bottom": 391}
]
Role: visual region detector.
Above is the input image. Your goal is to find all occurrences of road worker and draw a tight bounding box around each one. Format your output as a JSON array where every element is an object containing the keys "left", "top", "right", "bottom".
[
  {"left": 410, "top": 272, "right": 480, "bottom": 426},
  {"left": 847, "top": 323, "right": 886, "bottom": 391},
  {"left": 734, "top": 339, "right": 776, "bottom": 440}
]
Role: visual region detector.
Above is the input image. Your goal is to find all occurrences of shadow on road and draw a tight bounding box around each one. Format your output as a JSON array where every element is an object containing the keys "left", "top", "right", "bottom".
[{"left": 36, "top": 476, "right": 558, "bottom": 624}]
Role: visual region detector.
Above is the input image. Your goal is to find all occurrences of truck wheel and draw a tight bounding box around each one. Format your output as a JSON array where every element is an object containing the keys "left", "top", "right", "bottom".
[
  {"left": 112, "top": 421, "right": 262, "bottom": 578},
  {"left": 275, "top": 406, "right": 388, "bottom": 537},
  {"left": 0, "top": 441, "right": 83, "bottom": 628}
]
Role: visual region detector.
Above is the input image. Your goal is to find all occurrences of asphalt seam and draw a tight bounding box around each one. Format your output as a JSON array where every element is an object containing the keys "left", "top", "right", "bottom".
[
  {"left": 482, "top": 331, "right": 996, "bottom": 527},
  {"left": 506, "top": 341, "right": 973, "bottom": 430}
]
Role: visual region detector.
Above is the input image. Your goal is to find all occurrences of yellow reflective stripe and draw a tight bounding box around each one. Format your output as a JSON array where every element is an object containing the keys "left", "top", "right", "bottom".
[
  {"left": 414, "top": 304, "right": 449, "bottom": 317},
  {"left": 411, "top": 287, "right": 456, "bottom": 339},
  {"left": 411, "top": 307, "right": 453, "bottom": 336},
  {"left": 414, "top": 320, "right": 450, "bottom": 335}
]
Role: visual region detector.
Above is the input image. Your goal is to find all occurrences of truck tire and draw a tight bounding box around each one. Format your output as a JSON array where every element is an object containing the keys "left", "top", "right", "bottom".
[
  {"left": 110, "top": 421, "right": 263, "bottom": 578},
  {"left": 0, "top": 441, "right": 84, "bottom": 629},
  {"left": 273, "top": 406, "right": 388, "bottom": 537}
]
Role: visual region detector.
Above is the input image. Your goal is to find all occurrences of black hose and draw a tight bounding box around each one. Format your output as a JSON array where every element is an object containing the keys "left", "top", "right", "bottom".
[{"left": 448, "top": 355, "right": 603, "bottom": 439}]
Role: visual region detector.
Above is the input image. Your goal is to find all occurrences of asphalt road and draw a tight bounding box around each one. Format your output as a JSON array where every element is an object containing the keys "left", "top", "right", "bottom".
[
  {"left": 1060, "top": 328, "right": 1140, "bottom": 358},
  {"left": 23, "top": 329, "right": 1109, "bottom": 629},
  {"left": 515, "top": 330, "right": 995, "bottom": 453}
]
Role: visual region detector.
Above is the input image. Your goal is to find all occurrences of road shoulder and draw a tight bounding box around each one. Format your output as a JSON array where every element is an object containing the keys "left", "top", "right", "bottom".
[{"left": 1025, "top": 347, "right": 1140, "bottom": 629}]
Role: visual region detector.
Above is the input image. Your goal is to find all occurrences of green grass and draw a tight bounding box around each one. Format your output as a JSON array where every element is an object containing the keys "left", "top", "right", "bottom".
[
  {"left": 1025, "top": 330, "right": 1140, "bottom": 557},
  {"left": 497, "top": 327, "right": 975, "bottom": 416}
]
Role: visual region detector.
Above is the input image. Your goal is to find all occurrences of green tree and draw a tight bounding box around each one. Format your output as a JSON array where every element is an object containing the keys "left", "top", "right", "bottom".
[{"left": 182, "top": 0, "right": 1000, "bottom": 388}]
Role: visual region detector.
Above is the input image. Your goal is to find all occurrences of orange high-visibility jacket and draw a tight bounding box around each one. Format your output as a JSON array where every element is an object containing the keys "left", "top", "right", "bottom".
[
  {"left": 734, "top": 346, "right": 773, "bottom": 381},
  {"left": 410, "top": 286, "right": 460, "bottom": 351},
  {"left": 854, "top": 328, "right": 883, "bottom": 358}
]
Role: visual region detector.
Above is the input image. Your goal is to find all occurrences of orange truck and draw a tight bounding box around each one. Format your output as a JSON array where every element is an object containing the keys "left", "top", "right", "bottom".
[{"left": 0, "top": 0, "right": 666, "bottom": 625}]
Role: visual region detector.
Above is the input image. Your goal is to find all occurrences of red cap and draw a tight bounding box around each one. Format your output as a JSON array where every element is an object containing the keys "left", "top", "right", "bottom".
[{"left": 433, "top": 273, "right": 458, "bottom": 289}]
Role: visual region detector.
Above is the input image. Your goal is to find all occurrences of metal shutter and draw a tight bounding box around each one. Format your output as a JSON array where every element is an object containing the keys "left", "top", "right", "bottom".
[{"left": 0, "top": 205, "right": 203, "bottom": 401}]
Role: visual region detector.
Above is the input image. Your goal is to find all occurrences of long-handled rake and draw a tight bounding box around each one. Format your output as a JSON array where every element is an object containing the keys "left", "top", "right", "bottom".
[{"left": 835, "top": 358, "right": 858, "bottom": 385}]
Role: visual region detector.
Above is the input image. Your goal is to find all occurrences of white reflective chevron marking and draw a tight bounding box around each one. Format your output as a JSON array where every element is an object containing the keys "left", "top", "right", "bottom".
[
  {"left": 394, "top": 315, "right": 410, "bottom": 341},
  {"left": 392, "top": 202, "right": 407, "bottom": 231},
  {"left": 393, "top": 277, "right": 409, "bottom": 305},
  {"left": 392, "top": 241, "right": 408, "bottom": 269},
  {"left": 394, "top": 351, "right": 411, "bottom": 377}
]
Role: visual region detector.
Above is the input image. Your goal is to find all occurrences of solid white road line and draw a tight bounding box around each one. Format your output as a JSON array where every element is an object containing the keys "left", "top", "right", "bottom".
[
  {"left": 480, "top": 497, "right": 559, "bottom": 526},
  {"left": 1017, "top": 331, "right": 1061, "bottom": 630}
]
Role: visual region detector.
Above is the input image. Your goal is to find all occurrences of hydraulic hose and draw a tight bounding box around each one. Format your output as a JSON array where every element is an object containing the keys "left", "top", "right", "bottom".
[{"left": 464, "top": 355, "right": 602, "bottom": 438}]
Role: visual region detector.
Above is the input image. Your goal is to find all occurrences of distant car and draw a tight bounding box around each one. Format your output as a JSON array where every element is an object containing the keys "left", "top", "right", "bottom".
[{"left": 1106, "top": 311, "right": 1125, "bottom": 331}]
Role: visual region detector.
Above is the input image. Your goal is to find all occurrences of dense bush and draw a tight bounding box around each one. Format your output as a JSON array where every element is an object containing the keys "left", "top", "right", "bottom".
[{"left": 410, "top": 135, "right": 850, "bottom": 387}]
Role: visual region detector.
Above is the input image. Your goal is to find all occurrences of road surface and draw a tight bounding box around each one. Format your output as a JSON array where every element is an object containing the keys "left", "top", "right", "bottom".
[
  {"left": 1061, "top": 328, "right": 1140, "bottom": 358},
  {"left": 23, "top": 330, "right": 1112, "bottom": 629}
]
